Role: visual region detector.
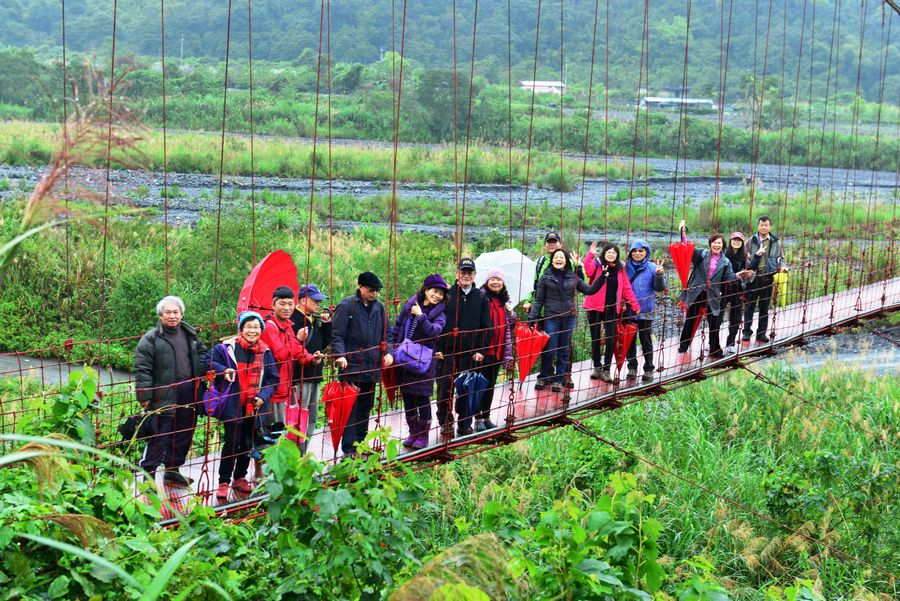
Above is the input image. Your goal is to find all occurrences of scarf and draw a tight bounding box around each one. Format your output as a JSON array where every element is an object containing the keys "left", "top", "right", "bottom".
[
  {"left": 235, "top": 334, "right": 266, "bottom": 414},
  {"left": 487, "top": 296, "right": 507, "bottom": 360}
]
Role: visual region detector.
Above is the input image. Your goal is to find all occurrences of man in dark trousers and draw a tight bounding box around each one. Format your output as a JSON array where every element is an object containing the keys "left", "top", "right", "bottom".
[
  {"left": 743, "top": 215, "right": 788, "bottom": 343},
  {"left": 332, "top": 272, "right": 393, "bottom": 457},
  {"left": 435, "top": 258, "right": 492, "bottom": 439},
  {"left": 290, "top": 283, "right": 332, "bottom": 454},
  {"left": 134, "top": 295, "right": 209, "bottom": 486}
]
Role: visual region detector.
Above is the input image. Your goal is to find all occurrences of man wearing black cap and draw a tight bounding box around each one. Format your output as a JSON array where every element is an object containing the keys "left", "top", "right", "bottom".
[
  {"left": 522, "top": 232, "right": 564, "bottom": 312},
  {"left": 290, "top": 284, "right": 332, "bottom": 453},
  {"left": 332, "top": 272, "right": 393, "bottom": 456},
  {"left": 435, "top": 258, "right": 492, "bottom": 438}
]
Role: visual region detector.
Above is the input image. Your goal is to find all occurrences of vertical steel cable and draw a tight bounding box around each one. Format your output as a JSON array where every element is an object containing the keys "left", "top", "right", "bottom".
[
  {"left": 247, "top": 0, "right": 256, "bottom": 264},
  {"left": 61, "top": 0, "right": 71, "bottom": 327},
  {"left": 98, "top": 0, "right": 118, "bottom": 344},
  {"left": 161, "top": 0, "right": 170, "bottom": 292}
]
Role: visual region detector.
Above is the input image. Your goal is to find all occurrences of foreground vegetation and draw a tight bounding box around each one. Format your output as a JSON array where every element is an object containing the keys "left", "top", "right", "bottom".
[{"left": 0, "top": 361, "right": 896, "bottom": 599}]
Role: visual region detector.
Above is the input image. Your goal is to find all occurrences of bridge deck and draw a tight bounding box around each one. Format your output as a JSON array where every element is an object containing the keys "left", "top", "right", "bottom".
[{"left": 183, "top": 277, "right": 899, "bottom": 508}]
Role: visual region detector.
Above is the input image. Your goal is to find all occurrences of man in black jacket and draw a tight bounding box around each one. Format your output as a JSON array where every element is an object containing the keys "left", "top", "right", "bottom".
[
  {"left": 332, "top": 272, "right": 393, "bottom": 456},
  {"left": 435, "top": 258, "right": 492, "bottom": 438},
  {"left": 290, "top": 284, "right": 332, "bottom": 454},
  {"left": 134, "top": 296, "right": 209, "bottom": 485}
]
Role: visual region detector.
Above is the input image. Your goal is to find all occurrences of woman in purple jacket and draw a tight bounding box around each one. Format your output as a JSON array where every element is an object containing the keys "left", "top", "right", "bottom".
[
  {"left": 386, "top": 273, "right": 449, "bottom": 450},
  {"left": 476, "top": 269, "right": 516, "bottom": 432}
]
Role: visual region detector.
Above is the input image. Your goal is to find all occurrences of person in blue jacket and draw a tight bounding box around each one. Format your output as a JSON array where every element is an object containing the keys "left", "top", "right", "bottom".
[
  {"left": 624, "top": 239, "right": 667, "bottom": 382},
  {"left": 210, "top": 311, "right": 279, "bottom": 501}
]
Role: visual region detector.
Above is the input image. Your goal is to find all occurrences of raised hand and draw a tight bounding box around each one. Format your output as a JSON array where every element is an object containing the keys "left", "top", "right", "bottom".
[
  {"left": 678, "top": 219, "right": 686, "bottom": 231},
  {"left": 410, "top": 302, "right": 422, "bottom": 317},
  {"left": 589, "top": 241, "right": 599, "bottom": 254},
  {"left": 656, "top": 257, "right": 665, "bottom": 274},
  {"left": 756, "top": 246, "right": 766, "bottom": 257}
]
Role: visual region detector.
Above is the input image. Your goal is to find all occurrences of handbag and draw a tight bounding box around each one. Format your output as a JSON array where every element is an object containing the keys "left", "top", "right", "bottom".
[
  {"left": 285, "top": 385, "right": 310, "bottom": 446},
  {"left": 203, "top": 348, "right": 235, "bottom": 420},
  {"left": 394, "top": 316, "right": 433, "bottom": 375}
]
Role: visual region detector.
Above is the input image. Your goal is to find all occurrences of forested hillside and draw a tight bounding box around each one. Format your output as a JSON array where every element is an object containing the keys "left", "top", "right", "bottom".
[{"left": 2, "top": 0, "right": 897, "bottom": 101}]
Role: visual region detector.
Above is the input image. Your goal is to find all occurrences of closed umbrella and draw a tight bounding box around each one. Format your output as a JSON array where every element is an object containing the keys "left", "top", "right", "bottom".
[
  {"left": 474, "top": 248, "right": 536, "bottom": 307},
  {"left": 237, "top": 250, "right": 298, "bottom": 315},
  {"left": 614, "top": 319, "right": 639, "bottom": 368},
  {"left": 381, "top": 364, "right": 400, "bottom": 408},
  {"left": 667, "top": 241, "right": 695, "bottom": 289},
  {"left": 321, "top": 381, "right": 359, "bottom": 454},
  {"left": 515, "top": 322, "right": 549, "bottom": 383},
  {"left": 454, "top": 370, "right": 489, "bottom": 424}
]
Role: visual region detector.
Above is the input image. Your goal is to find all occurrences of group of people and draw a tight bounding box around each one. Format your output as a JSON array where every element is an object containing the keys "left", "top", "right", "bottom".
[{"left": 132, "top": 217, "right": 786, "bottom": 498}]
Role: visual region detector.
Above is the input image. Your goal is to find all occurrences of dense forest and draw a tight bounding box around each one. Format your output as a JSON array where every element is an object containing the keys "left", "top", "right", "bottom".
[{"left": 2, "top": 0, "right": 897, "bottom": 102}]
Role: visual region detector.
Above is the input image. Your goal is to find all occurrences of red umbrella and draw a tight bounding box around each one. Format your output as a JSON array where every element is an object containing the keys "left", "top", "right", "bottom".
[
  {"left": 515, "top": 322, "right": 549, "bottom": 383},
  {"left": 381, "top": 364, "right": 400, "bottom": 408},
  {"left": 614, "top": 319, "right": 639, "bottom": 367},
  {"left": 322, "top": 381, "right": 359, "bottom": 454},
  {"left": 237, "top": 250, "right": 298, "bottom": 315},
  {"left": 667, "top": 241, "right": 695, "bottom": 289}
]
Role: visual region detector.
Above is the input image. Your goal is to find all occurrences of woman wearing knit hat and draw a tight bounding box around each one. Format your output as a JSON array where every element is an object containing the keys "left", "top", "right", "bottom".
[
  {"left": 386, "top": 273, "right": 449, "bottom": 449},
  {"left": 209, "top": 311, "right": 279, "bottom": 502},
  {"left": 477, "top": 269, "right": 515, "bottom": 431}
]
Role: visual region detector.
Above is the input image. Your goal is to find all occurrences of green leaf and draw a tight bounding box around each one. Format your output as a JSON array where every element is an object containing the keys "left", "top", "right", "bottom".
[
  {"left": 264, "top": 438, "right": 300, "bottom": 480},
  {"left": 577, "top": 559, "right": 622, "bottom": 586},
  {"left": 139, "top": 537, "right": 203, "bottom": 601},
  {"left": 47, "top": 575, "right": 70, "bottom": 599},
  {"left": 17, "top": 533, "right": 139, "bottom": 589}
]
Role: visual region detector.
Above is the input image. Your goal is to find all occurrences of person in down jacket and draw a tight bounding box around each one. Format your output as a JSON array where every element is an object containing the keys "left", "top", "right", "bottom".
[
  {"left": 676, "top": 219, "right": 748, "bottom": 358},
  {"left": 582, "top": 242, "right": 642, "bottom": 383},
  {"left": 210, "top": 311, "right": 279, "bottom": 501},
  {"left": 528, "top": 248, "right": 607, "bottom": 392},
  {"left": 386, "top": 273, "right": 449, "bottom": 450},
  {"left": 624, "top": 239, "right": 667, "bottom": 382}
]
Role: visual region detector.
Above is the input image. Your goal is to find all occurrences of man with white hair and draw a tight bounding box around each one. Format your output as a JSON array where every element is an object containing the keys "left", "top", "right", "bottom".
[{"left": 134, "top": 296, "right": 209, "bottom": 486}]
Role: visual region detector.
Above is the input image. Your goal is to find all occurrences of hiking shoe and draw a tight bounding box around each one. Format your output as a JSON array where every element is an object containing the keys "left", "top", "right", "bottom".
[
  {"left": 162, "top": 470, "right": 193, "bottom": 487},
  {"left": 534, "top": 379, "right": 548, "bottom": 390},
  {"left": 590, "top": 367, "right": 602, "bottom": 380},
  {"left": 626, "top": 367, "right": 638, "bottom": 380},
  {"left": 473, "top": 419, "right": 487, "bottom": 432},
  {"left": 641, "top": 371, "right": 654, "bottom": 383},
  {"left": 232, "top": 478, "right": 253, "bottom": 494},
  {"left": 563, "top": 380, "right": 575, "bottom": 389},
  {"left": 482, "top": 419, "right": 498, "bottom": 430},
  {"left": 708, "top": 349, "right": 725, "bottom": 359},
  {"left": 439, "top": 423, "right": 454, "bottom": 440},
  {"left": 756, "top": 334, "right": 771, "bottom": 343},
  {"left": 550, "top": 382, "right": 562, "bottom": 392},
  {"left": 725, "top": 344, "right": 736, "bottom": 354},
  {"left": 215, "top": 482, "right": 230, "bottom": 501},
  {"left": 600, "top": 368, "right": 613, "bottom": 383},
  {"left": 457, "top": 424, "right": 474, "bottom": 437}
]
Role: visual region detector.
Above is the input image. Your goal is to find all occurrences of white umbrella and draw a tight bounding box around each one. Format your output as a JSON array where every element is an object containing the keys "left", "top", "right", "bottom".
[{"left": 474, "top": 248, "right": 536, "bottom": 307}]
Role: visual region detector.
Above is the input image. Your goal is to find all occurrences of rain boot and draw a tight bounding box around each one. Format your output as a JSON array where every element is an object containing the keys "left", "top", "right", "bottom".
[
  {"left": 403, "top": 419, "right": 419, "bottom": 448},
  {"left": 412, "top": 421, "right": 430, "bottom": 449}
]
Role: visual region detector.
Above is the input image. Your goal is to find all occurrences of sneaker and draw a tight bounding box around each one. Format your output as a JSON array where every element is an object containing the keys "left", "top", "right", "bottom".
[
  {"left": 215, "top": 482, "right": 229, "bottom": 501},
  {"left": 641, "top": 371, "right": 654, "bottom": 383},
  {"left": 439, "top": 423, "right": 454, "bottom": 440},
  {"left": 708, "top": 349, "right": 724, "bottom": 359},
  {"left": 457, "top": 424, "right": 474, "bottom": 437},
  {"left": 563, "top": 380, "right": 575, "bottom": 389},
  {"left": 231, "top": 478, "right": 253, "bottom": 494},
  {"left": 162, "top": 470, "right": 193, "bottom": 487},
  {"left": 741, "top": 334, "right": 752, "bottom": 342},
  {"left": 626, "top": 367, "right": 638, "bottom": 380},
  {"left": 411, "top": 431, "right": 429, "bottom": 449},
  {"left": 534, "top": 379, "right": 548, "bottom": 390},
  {"left": 600, "top": 367, "right": 613, "bottom": 383},
  {"left": 756, "top": 334, "right": 771, "bottom": 343},
  {"left": 473, "top": 419, "right": 487, "bottom": 432},
  {"left": 590, "top": 367, "right": 602, "bottom": 380},
  {"left": 725, "top": 344, "right": 736, "bottom": 354},
  {"left": 482, "top": 419, "right": 498, "bottom": 430},
  {"left": 550, "top": 382, "right": 562, "bottom": 392}
]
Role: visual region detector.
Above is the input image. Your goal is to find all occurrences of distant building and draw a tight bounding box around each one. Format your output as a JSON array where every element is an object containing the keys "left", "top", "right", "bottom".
[
  {"left": 520, "top": 80, "right": 566, "bottom": 95},
  {"left": 639, "top": 97, "right": 717, "bottom": 112}
]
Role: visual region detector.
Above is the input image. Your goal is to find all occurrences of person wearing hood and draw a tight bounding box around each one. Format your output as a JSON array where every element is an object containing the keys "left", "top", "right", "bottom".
[
  {"left": 624, "top": 239, "right": 667, "bottom": 382},
  {"left": 676, "top": 220, "right": 749, "bottom": 358},
  {"left": 722, "top": 232, "right": 754, "bottom": 353},
  {"left": 210, "top": 311, "right": 279, "bottom": 501},
  {"left": 386, "top": 274, "right": 449, "bottom": 450},
  {"left": 582, "top": 242, "right": 642, "bottom": 383},
  {"left": 528, "top": 247, "right": 611, "bottom": 391},
  {"left": 477, "top": 269, "right": 516, "bottom": 431}
]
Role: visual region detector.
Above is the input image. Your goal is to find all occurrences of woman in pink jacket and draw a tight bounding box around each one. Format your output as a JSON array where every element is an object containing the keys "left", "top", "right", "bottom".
[{"left": 583, "top": 242, "right": 641, "bottom": 382}]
